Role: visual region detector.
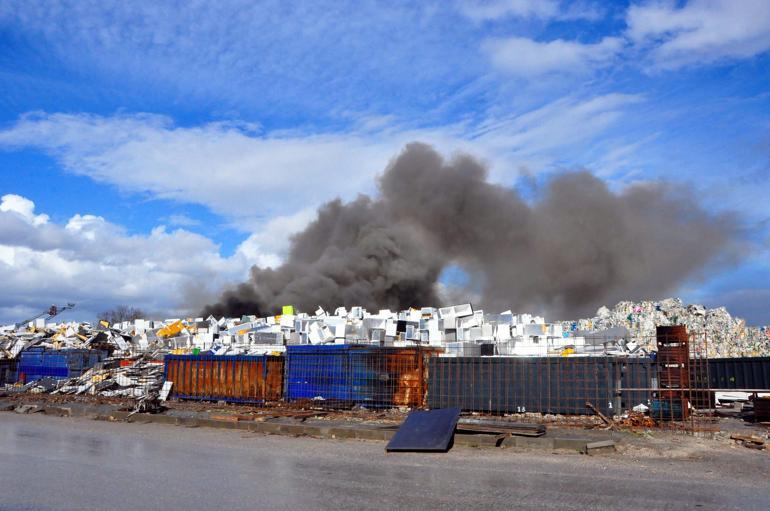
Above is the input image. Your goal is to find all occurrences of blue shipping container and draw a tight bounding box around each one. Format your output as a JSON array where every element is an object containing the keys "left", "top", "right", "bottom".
[
  {"left": 285, "top": 345, "right": 439, "bottom": 407},
  {"left": 17, "top": 348, "right": 106, "bottom": 382},
  {"left": 285, "top": 345, "right": 358, "bottom": 402}
]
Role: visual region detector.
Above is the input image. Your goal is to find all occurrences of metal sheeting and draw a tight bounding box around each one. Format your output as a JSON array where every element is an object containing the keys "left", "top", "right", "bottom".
[
  {"left": 619, "top": 358, "right": 655, "bottom": 411},
  {"left": 284, "top": 345, "right": 441, "bottom": 408},
  {"left": 164, "top": 354, "right": 284, "bottom": 404},
  {"left": 386, "top": 408, "right": 460, "bottom": 452},
  {"left": 708, "top": 357, "right": 770, "bottom": 390},
  {"left": 427, "top": 357, "right": 654, "bottom": 416}
]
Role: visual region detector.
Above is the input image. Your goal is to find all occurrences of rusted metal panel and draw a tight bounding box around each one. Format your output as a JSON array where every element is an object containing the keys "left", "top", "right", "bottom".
[
  {"left": 655, "top": 326, "right": 692, "bottom": 420},
  {"left": 163, "top": 354, "right": 284, "bottom": 404},
  {"left": 376, "top": 347, "right": 442, "bottom": 407}
]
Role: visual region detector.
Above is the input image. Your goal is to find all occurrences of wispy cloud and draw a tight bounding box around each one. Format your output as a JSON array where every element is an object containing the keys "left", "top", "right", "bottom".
[
  {"left": 626, "top": 0, "right": 770, "bottom": 70},
  {"left": 165, "top": 214, "right": 201, "bottom": 227},
  {"left": 459, "top": 0, "right": 604, "bottom": 22},
  {"left": 0, "top": 94, "right": 643, "bottom": 226},
  {"left": 483, "top": 36, "right": 623, "bottom": 77},
  {"left": 0, "top": 1, "right": 484, "bottom": 118}
]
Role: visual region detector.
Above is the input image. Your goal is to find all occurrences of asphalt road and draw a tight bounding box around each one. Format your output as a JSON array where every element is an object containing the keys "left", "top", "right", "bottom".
[{"left": 1, "top": 413, "right": 768, "bottom": 510}]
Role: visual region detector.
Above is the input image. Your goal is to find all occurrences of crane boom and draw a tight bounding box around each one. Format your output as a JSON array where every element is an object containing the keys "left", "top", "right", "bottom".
[{"left": 12, "top": 302, "right": 76, "bottom": 330}]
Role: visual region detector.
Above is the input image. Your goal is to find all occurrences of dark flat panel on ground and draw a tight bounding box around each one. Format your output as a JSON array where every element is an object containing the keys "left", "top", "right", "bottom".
[{"left": 386, "top": 408, "right": 460, "bottom": 452}]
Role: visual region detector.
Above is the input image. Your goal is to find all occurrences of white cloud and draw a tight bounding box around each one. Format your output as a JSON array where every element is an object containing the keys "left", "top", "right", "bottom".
[
  {"left": 459, "top": 0, "right": 560, "bottom": 20},
  {"left": 0, "top": 194, "right": 49, "bottom": 226},
  {"left": 468, "top": 94, "right": 643, "bottom": 162},
  {"left": 0, "top": 112, "right": 393, "bottom": 225},
  {"left": 626, "top": 0, "right": 770, "bottom": 69},
  {"left": 166, "top": 214, "right": 201, "bottom": 227},
  {"left": 484, "top": 36, "right": 623, "bottom": 76},
  {"left": 0, "top": 96, "right": 642, "bottom": 230},
  {"left": 459, "top": 0, "right": 603, "bottom": 22},
  {"left": 0, "top": 194, "right": 265, "bottom": 323},
  {"left": 236, "top": 208, "right": 317, "bottom": 269},
  {"left": 0, "top": 92, "right": 650, "bottom": 322}
]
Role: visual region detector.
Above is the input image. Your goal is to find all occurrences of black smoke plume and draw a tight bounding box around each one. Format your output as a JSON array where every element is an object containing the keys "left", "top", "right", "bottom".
[{"left": 203, "top": 143, "right": 740, "bottom": 319}]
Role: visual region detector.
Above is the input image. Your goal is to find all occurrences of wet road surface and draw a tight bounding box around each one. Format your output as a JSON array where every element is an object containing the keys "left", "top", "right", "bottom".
[{"left": 1, "top": 413, "right": 769, "bottom": 510}]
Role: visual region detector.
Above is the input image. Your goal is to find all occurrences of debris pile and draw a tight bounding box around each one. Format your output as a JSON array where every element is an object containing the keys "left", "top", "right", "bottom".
[
  {"left": 562, "top": 298, "right": 770, "bottom": 357},
  {"left": 615, "top": 411, "right": 657, "bottom": 429},
  {"left": 730, "top": 433, "right": 767, "bottom": 450},
  {"left": 2, "top": 303, "right": 617, "bottom": 360},
  {"left": 0, "top": 322, "right": 129, "bottom": 358},
  {"left": 54, "top": 357, "right": 165, "bottom": 399},
  {"left": 2, "top": 356, "right": 165, "bottom": 400}
]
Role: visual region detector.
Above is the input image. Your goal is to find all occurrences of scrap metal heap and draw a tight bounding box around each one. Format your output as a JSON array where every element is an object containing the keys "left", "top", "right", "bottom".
[
  {"left": 563, "top": 298, "right": 770, "bottom": 357},
  {"left": 2, "top": 303, "right": 634, "bottom": 361},
  {"left": 0, "top": 302, "right": 642, "bottom": 400},
  {"left": 2, "top": 297, "right": 767, "bottom": 401},
  {"left": 4, "top": 297, "right": 767, "bottom": 363}
]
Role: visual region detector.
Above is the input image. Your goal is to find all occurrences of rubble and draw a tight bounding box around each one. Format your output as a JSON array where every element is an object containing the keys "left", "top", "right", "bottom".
[{"left": 562, "top": 298, "right": 770, "bottom": 357}]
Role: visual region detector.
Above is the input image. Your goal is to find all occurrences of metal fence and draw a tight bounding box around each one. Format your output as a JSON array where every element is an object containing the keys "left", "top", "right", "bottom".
[
  {"left": 619, "top": 328, "right": 715, "bottom": 432},
  {"left": 19, "top": 325, "right": 770, "bottom": 434},
  {"left": 284, "top": 345, "right": 440, "bottom": 409}
]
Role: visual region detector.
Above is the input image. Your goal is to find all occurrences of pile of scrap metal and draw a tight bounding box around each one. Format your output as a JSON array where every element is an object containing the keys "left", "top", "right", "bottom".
[
  {"left": 0, "top": 322, "right": 128, "bottom": 359},
  {"left": 3, "top": 303, "right": 640, "bottom": 359},
  {"left": 2, "top": 354, "right": 165, "bottom": 400},
  {"left": 614, "top": 411, "right": 657, "bottom": 428},
  {"left": 53, "top": 355, "right": 165, "bottom": 399},
  {"left": 565, "top": 297, "right": 770, "bottom": 357}
]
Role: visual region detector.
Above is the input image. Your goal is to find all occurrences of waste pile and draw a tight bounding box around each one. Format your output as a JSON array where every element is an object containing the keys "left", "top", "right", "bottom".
[
  {"left": 562, "top": 298, "right": 770, "bottom": 357},
  {"left": 3, "top": 297, "right": 767, "bottom": 401},
  {"left": 1, "top": 304, "right": 595, "bottom": 360},
  {"left": 54, "top": 356, "right": 165, "bottom": 399},
  {"left": 4, "top": 355, "right": 165, "bottom": 400},
  {"left": 0, "top": 322, "right": 128, "bottom": 359}
]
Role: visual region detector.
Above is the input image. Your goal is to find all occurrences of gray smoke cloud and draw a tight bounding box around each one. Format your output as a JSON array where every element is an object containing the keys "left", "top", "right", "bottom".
[{"left": 202, "top": 143, "right": 741, "bottom": 319}]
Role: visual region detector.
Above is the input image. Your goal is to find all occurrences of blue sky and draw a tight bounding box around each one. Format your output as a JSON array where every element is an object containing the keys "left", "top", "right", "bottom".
[{"left": 0, "top": 0, "right": 769, "bottom": 324}]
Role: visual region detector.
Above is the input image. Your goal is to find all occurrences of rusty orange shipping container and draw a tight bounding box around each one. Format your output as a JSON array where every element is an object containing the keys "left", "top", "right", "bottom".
[{"left": 164, "top": 354, "right": 284, "bottom": 404}]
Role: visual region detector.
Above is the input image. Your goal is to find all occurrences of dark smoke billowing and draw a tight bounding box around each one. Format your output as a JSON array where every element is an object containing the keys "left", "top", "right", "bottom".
[{"left": 203, "top": 143, "right": 740, "bottom": 319}]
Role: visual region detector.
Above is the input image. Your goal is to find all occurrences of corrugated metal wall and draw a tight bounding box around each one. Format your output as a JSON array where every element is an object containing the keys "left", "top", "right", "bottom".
[
  {"left": 708, "top": 357, "right": 770, "bottom": 390},
  {"left": 164, "top": 354, "right": 284, "bottom": 404},
  {"left": 427, "top": 356, "right": 654, "bottom": 416}
]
